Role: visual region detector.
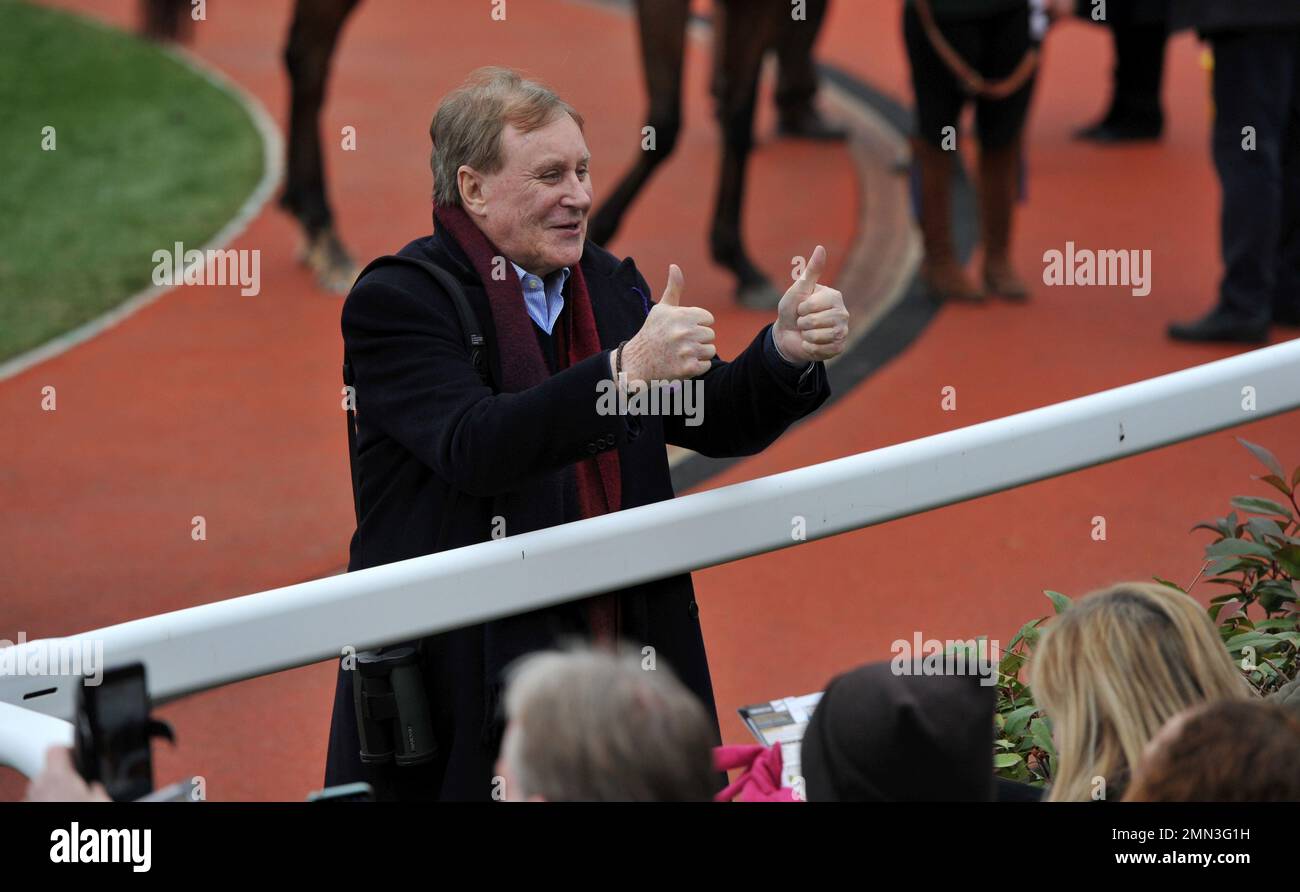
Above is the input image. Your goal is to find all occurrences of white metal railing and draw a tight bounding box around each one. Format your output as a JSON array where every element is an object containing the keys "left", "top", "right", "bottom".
[
  {"left": 3, "top": 338, "right": 1299, "bottom": 776},
  {"left": 0, "top": 702, "right": 74, "bottom": 781}
]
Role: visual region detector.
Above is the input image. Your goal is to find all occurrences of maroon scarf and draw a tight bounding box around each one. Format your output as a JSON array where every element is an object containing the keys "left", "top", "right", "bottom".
[{"left": 434, "top": 204, "right": 621, "bottom": 640}]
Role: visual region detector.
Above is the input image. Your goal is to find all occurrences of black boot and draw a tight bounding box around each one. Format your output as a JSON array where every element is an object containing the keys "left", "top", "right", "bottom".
[
  {"left": 1167, "top": 307, "right": 1268, "bottom": 343},
  {"left": 1073, "top": 115, "right": 1163, "bottom": 143},
  {"left": 777, "top": 107, "right": 848, "bottom": 141}
]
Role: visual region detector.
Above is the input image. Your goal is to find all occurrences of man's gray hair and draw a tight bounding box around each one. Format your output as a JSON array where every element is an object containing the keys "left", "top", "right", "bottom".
[
  {"left": 429, "top": 66, "right": 584, "bottom": 209},
  {"left": 501, "top": 644, "right": 718, "bottom": 802}
]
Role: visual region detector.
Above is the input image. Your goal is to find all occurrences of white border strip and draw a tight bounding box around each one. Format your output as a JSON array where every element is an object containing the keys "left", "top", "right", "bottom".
[{"left": 0, "top": 20, "right": 283, "bottom": 383}]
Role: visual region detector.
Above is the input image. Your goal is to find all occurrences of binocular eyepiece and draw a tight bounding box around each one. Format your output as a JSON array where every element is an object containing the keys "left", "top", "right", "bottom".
[{"left": 352, "top": 646, "right": 437, "bottom": 767}]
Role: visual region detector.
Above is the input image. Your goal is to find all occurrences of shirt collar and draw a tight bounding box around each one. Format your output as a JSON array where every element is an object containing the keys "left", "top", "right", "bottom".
[{"left": 510, "top": 261, "right": 570, "bottom": 292}]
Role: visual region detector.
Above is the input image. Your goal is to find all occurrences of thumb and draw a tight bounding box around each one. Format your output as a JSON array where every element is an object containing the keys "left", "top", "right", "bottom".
[
  {"left": 794, "top": 245, "right": 827, "bottom": 297},
  {"left": 782, "top": 246, "right": 826, "bottom": 318},
  {"left": 659, "top": 264, "right": 684, "bottom": 306}
]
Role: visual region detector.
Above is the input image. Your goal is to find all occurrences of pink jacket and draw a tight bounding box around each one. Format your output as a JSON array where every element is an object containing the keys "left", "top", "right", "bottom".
[{"left": 712, "top": 744, "right": 802, "bottom": 802}]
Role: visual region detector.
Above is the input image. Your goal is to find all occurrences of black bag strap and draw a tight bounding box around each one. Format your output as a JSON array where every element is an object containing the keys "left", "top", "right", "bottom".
[
  {"left": 342, "top": 254, "right": 492, "bottom": 526},
  {"left": 349, "top": 254, "right": 489, "bottom": 382}
]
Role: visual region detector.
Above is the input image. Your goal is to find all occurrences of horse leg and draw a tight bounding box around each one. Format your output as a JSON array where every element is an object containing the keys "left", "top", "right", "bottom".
[
  {"left": 281, "top": 0, "right": 362, "bottom": 294},
  {"left": 138, "top": 0, "right": 191, "bottom": 41},
  {"left": 774, "top": 0, "right": 846, "bottom": 139},
  {"left": 711, "top": 0, "right": 781, "bottom": 308},
  {"left": 588, "top": 0, "right": 690, "bottom": 248}
]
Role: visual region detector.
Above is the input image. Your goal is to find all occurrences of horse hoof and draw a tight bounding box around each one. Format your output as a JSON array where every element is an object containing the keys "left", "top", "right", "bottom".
[
  {"left": 315, "top": 260, "right": 358, "bottom": 296},
  {"left": 302, "top": 231, "right": 358, "bottom": 296},
  {"left": 736, "top": 278, "right": 782, "bottom": 311}
]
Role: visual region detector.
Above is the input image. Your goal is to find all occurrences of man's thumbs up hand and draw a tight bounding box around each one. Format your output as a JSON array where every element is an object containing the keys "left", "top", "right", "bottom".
[
  {"left": 617, "top": 264, "right": 717, "bottom": 384},
  {"left": 774, "top": 245, "right": 850, "bottom": 364}
]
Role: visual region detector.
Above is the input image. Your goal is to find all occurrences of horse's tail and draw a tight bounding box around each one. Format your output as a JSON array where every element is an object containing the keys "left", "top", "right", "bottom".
[{"left": 139, "top": 0, "right": 193, "bottom": 42}]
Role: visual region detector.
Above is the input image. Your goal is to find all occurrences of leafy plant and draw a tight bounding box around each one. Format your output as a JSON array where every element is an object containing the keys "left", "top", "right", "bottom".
[
  {"left": 990, "top": 439, "right": 1300, "bottom": 786},
  {"left": 988, "top": 591, "right": 1068, "bottom": 787},
  {"left": 1177, "top": 438, "right": 1300, "bottom": 695}
]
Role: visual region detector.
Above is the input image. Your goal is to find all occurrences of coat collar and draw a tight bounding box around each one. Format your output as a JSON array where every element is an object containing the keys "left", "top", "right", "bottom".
[
  {"left": 430, "top": 221, "right": 635, "bottom": 284},
  {"left": 427, "top": 223, "right": 643, "bottom": 352}
]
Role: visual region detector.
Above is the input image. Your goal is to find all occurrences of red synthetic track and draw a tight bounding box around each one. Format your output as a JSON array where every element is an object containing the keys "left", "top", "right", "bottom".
[{"left": 2, "top": 0, "right": 1296, "bottom": 800}]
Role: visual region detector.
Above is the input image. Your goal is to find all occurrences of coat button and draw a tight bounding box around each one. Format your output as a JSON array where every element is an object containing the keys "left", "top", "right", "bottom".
[
  {"left": 586, "top": 442, "right": 597, "bottom": 454},
  {"left": 687, "top": 600, "right": 699, "bottom": 619}
]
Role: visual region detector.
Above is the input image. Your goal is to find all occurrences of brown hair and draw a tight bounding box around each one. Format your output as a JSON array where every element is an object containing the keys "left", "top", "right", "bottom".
[
  {"left": 429, "top": 66, "right": 584, "bottom": 208},
  {"left": 1031, "top": 582, "right": 1254, "bottom": 801},
  {"left": 1123, "top": 701, "right": 1300, "bottom": 801}
]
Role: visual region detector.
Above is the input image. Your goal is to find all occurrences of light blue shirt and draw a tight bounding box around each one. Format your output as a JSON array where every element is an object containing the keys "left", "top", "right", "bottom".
[{"left": 511, "top": 262, "right": 570, "bottom": 335}]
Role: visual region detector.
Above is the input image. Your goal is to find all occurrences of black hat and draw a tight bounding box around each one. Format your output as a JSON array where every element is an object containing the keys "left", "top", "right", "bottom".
[{"left": 800, "top": 661, "right": 997, "bottom": 801}]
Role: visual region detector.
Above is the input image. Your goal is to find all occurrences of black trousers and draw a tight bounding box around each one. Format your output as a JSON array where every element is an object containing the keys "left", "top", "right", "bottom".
[
  {"left": 1211, "top": 28, "right": 1300, "bottom": 323},
  {"left": 1105, "top": 21, "right": 1167, "bottom": 127}
]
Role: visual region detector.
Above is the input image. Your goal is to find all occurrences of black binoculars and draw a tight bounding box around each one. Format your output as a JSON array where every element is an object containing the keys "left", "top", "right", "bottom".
[{"left": 352, "top": 646, "right": 437, "bottom": 767}]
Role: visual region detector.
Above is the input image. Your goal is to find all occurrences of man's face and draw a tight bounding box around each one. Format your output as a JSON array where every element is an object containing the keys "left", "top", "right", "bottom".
[{"left": 465, "top": 113, "right": 592, "bottom": 277}]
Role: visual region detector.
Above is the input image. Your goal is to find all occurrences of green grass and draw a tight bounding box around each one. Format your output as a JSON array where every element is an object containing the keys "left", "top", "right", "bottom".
[{"left": 0, "top": 0, "right": 263, "bottom": 362}]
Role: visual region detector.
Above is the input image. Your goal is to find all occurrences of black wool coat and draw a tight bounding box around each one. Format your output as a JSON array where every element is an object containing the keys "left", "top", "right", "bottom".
[
  {"left": 1168, "top": 0, "right": 1300, "bottom": 33},
  {"left": 324, "top": 227, "right": 831, "bottom": 800},
  {"left": 1074, "top": 0, "right": 1168, "bottom": 26}
]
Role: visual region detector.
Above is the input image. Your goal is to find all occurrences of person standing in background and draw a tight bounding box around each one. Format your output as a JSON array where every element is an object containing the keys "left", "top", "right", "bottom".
[
  {"left": 903, "top": 0, "right": 1042, "bottom": 305},
  {"left": 1167, "top": 0, "right": 1300, "bottom": 343}
]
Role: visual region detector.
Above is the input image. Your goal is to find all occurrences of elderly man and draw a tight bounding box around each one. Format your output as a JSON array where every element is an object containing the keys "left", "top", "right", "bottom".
[
  {"left": 325, "top": 67, "right": 849, "bottom": 801},
  {"left": 495, "top": 646, "right": 718, "bottom": 802}
]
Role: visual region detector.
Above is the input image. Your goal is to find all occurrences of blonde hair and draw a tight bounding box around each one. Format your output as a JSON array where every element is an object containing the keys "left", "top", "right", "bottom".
[
  {"left": 1031, "top": 582, "right": 1254, "bottom": 801},
  {"left": 429, "top": 66, "right": 584, "bottom": 208}
]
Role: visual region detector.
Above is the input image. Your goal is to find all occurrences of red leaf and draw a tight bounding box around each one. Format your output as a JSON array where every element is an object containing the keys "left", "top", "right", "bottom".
[
  {"left": 1215, "top": 599, "right": 1244, "bottom": 624},
  {"left": 1252, "top": 474, "right": 1296, "bottom": 499}
]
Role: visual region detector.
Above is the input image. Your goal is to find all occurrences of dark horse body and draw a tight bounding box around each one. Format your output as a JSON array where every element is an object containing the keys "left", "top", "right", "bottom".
[{"left": 141, "top": 0, "right": 838, "bottom": 304}]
